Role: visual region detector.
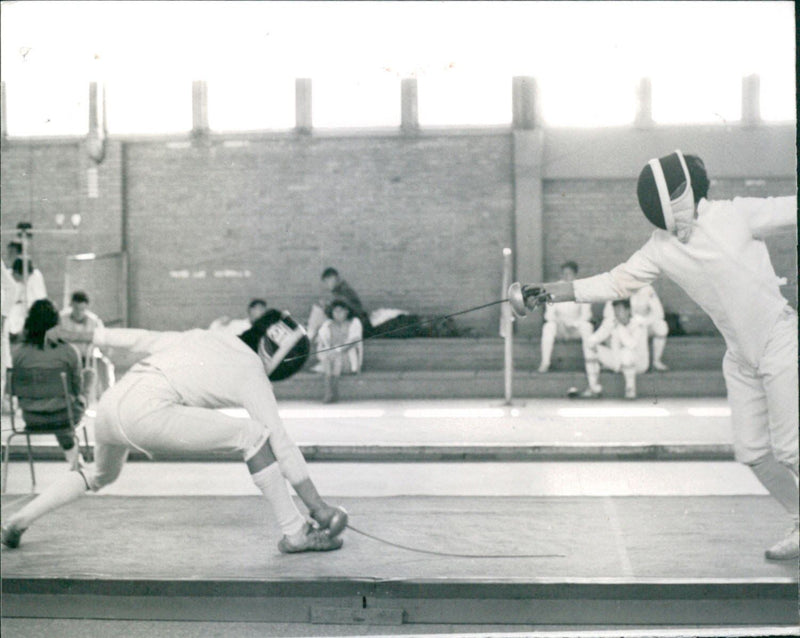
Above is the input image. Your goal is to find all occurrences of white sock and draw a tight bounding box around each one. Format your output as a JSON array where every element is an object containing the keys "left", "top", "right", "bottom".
[
  {"left": 63, "top": 445, "right": 80, "bottom": 469},
  {"left": 250, "top": 464, "right": 306, "bottom": 539},
  {"left": 8, "top": 471, "right": 89, "bottom": 531},
  {"left": 585, "top": 360, "right": 601, "bottom": 392},
  {"left": 750, "top": 454, "right": 800, "bottom": 521},
  {"left": 622, "top": 368, "right": 636, "bottom": 394}
]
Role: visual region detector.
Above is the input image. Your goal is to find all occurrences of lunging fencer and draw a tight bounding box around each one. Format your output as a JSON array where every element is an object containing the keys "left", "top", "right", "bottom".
[
  {"left": 1, "top": 309, "right": 348, "bottom": 554},
  {"left": 509, "top": 150, "right": 798, "bottom": 560}
]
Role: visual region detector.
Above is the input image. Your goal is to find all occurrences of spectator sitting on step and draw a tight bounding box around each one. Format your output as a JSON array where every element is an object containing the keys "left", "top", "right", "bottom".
[
  {"left": 600, "top": 284, "right": 670, "bottom": 372},
  {"left": 307, "top": 267, "right": 371, "bottom": 341},
  {"left": 11, "top": 299, "right": 87, "bottom": 469},
  {"left": 209, "top": 298, "right": 268, "bottom": 336},
  {"left": 538, "top": 261, "right": 593, "bottom": 373},
  {"left": 581, "top": 298, "right": 648, "bottom": 400},
  {"left": 315, "top": 298, "right": 363, "bottom": 404}
]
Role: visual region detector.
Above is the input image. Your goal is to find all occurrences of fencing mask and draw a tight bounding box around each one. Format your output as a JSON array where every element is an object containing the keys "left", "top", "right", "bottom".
[
  {"left": 240, "top": 309, "right": 310, "bottom": 381},
  {"left": 637, "top": 149, "right": 696, "bottom": 242}
]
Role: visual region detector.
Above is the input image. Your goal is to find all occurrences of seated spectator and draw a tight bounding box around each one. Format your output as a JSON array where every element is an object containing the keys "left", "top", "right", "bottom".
[
  {"left": 209, "top": 298, "right": 268, "bottom": 335},
  {"left": 538, "top": 261, "right": 593, "bottom": 373},
  {"left": 601, "top": 284, "right": 669, "bottom": 372},
  {"left": 59, "top": 291, "right": 115, "bottom": 403},
  {"left": 307, "top": 268, "right": 371, "bottom": 340},
  {"left": 11, "top": 299, "right": 87, "bottom": 468},
  {"left": 7, "top": 254, "right": 47, "bottom": 341},
  {"left": 315, "top": 299, "right": 364, "bottom": 403},
  {"left": 580, "top": 299, "right": 648, "bottom": 400}
]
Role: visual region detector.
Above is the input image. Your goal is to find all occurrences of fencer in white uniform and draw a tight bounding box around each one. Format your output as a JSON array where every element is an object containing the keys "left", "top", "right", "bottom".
[
  {"left": 511, "top": 150, "right": 798, "bottom": 560},
  {"left": 1, "top": 310, "right": 348, "bottom": 554}
]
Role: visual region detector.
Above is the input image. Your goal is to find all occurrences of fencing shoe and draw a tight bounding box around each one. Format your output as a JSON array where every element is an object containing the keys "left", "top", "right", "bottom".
[
  {"left": 1, "top": 525, "right": 25, "bottom": 549},
  {"left": 765, "top": 522, "right": 799, "bottom": 561},
  {"left": 312, "top": 505, "right": 348, "bottom": 538},
  {"left": 278, "top": 523, "right": 343, "bottom": 554}
]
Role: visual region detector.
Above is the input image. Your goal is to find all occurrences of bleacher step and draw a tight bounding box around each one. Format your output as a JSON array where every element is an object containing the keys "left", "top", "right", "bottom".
[{"left": 273, "top": 369, "right": 726, "bottom": 401}]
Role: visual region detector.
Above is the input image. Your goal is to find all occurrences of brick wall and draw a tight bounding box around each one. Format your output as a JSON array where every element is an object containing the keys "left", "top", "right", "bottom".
[
  {"left": 1, "top": 129, "right": 794, "bottom": 336},
  {"left": 124, "top": 134, "right": 513, "bottom": 331},
  {"left": 0, "top": 140, "right": 124, "bottom": 311}
]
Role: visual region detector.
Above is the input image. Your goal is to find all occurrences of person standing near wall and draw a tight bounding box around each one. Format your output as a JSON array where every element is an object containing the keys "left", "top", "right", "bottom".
[{"left": 7, "top": 231, "right": 48, "bottom": 341}]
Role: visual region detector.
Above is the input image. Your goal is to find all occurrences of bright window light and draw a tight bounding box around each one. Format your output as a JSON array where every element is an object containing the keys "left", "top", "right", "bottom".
[
  {"left": 208, "top": 76, "right": 295, "bottom": 132},
  {"left": 651, "top": 74, "right": 742, "bottom": 125},
  {"left": 418, "top": 73, "right": 511, "bottom": 127},
  {"left": 311, "top": 76, "right": 400, "bottom": 128},
  {"left": 105, "top": 78, "right": 192, "bottom": 135},
  {"left": 4, "top": 79, "right": 88, "bottom": 136}
]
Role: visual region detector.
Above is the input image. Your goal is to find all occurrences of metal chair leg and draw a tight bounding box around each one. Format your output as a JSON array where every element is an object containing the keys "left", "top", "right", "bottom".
[
  {"left": 1, "top": 433, "right": 13, "bottom": 494},
  {"left": 81, "top": 427, "right": 92, "bottom": 463},
  {"left": 25, "top": 433, "right": 36, "bottom": 491}
]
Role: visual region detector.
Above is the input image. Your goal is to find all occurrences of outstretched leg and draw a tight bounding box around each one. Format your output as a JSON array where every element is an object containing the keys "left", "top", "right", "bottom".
[{"left": 2, "top": 442, "right": 129, "bottom": 548}]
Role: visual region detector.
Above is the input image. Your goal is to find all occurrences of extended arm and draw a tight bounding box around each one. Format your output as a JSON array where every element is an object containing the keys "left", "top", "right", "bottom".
[
  {"left": 47, "top": 325, "right": 184, "bottom": 357},
  {"left": 740, "top": 196, "right": 797, "bottom": 239}
]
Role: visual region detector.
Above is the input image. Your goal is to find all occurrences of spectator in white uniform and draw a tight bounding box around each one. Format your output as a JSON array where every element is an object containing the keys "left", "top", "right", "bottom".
[
  {"left": 512, "top": 150, "right": 798, "bottom": 561},
  {"left": 1, "top": 309, "right": 348, "bottom": 554},
  {"left": 601, "top": 284, "right": 669, "bottom": 371},
  {"left": 583, "top": 299, "right": 648, "bottom": 399},
  {"left": 537, "top": 261, "right": 593, "bottom": 373}
]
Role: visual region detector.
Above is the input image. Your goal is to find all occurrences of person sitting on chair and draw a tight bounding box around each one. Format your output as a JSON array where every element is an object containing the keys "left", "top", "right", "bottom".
[{"left": 11, "top": 299, "right": 87, "bottom": 469}]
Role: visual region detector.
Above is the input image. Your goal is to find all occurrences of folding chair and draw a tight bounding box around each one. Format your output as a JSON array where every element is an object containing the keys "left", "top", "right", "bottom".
[{"left": 2, "top": 367, "right": 90, "bottom": 493}]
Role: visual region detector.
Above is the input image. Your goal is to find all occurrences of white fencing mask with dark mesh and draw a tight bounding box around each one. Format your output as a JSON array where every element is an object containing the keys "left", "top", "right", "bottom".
[
  {"left": 637, "top": 149, "right": 696, "bottom": 242},
  {"left": 240, "top": 310, "right": 310, "bottom": 381}
]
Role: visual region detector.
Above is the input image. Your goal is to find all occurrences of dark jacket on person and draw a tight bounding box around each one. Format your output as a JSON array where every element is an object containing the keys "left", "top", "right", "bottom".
[{"left": 11, "top": 341, "right": 84, "bottom": 426}]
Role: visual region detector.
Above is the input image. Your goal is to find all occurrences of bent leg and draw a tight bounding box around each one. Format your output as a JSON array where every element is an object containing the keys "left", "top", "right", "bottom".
[{"left": 539, "top": 321, "right": 557, "bottom": 371}]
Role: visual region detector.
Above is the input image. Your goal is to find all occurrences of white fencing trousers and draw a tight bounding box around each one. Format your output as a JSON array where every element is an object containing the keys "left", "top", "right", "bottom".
[
  {"left": 723, "top": 306, "right": 798, "bottom": 468},
  {"left": 86, "top": 370, "right": 268, "bottom": 492},
  {"left": 594, "top": 345, "right": 648, "bottom": 374}
]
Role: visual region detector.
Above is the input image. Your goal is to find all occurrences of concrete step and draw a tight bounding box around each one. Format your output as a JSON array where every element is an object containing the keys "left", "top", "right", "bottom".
[
  {"left": 272, "top": 369, "right": 726, "bottom": 401},
  {"left": 109, "top": 337, "right": 726, "bottom": 377},
  {"left": 360, "top": 336, "right": 725, "bottom": 371}
]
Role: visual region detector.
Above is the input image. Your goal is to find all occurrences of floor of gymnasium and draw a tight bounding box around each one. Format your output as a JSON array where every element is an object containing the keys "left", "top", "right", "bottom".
[{"left": 2, "top": 398, "right": 798, "bottom": 636}]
